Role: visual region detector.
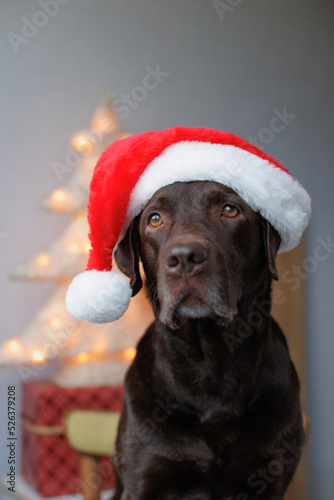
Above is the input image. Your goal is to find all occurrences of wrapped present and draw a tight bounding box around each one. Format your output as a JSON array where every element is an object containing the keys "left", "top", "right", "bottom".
[{"left": 21, "top": 381, "right": 123, "bottom": 498}]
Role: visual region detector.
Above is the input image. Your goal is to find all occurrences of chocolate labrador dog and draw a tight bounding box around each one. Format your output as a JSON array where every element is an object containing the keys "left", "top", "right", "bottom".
[{"left": 112, "top": 180, "right": 305, "bottom": 500}]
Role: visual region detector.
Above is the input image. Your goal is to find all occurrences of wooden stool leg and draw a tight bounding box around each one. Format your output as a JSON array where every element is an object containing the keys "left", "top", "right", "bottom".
[{"left": 80, "top": 454, "right": 101, "bottom": 500}]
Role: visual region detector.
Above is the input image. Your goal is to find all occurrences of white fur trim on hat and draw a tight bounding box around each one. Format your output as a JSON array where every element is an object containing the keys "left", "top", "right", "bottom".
[
  {"left": 65, "top": 270, "right": 132, "bottom": 323},
  {"left": 121, "top": 141, "right": 311, "bottom": 252}
]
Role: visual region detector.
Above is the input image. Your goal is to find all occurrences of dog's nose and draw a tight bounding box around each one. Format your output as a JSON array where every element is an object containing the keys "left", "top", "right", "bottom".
[{"left": 166, "top": 243, "right": 208, "bottom": 276}]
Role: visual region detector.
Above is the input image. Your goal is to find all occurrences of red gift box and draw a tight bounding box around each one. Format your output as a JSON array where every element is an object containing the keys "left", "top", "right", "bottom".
[{"left": 21, "top": 381, "right": 124, "bottom": 498}]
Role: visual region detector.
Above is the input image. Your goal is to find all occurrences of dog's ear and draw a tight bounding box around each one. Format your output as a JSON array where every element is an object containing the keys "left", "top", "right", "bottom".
[
  {"left": 263, "top": 220, "right": 281, "bottom": 281},
  {"left": 114, "top": 216, "right": 142, "bottom": 296}
]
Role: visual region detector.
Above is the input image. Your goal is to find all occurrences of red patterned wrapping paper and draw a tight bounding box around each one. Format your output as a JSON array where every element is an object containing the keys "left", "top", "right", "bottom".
[{"left": 21, "top": 381, "right": 123, "bottom": 498}]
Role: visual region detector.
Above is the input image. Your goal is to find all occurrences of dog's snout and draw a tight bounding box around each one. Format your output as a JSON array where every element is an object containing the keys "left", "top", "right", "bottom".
[{"left": 166, "top": 243, "right": 208, "bottom": 276}]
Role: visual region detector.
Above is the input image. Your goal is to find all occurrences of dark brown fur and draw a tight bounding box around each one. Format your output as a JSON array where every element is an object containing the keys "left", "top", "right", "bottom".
[{"left": 113, "top": 181, "right": 305, "bottom": 500}]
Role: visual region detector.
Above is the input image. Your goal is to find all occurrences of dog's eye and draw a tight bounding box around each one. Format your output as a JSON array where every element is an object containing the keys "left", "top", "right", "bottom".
[
  {"left": 222, "top": 205, "right": 238, "bottom": 218},
  {"left": 149, "top": 214, "right": 163, "bottom": 228}
]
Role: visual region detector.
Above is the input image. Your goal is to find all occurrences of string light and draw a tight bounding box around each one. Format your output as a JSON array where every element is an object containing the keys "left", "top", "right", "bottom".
[
  {"left": 32, "top": 350, "right": 45, "bottom": 364},
  {"left": 119, "top": 132, "right": 131, "bottom": 140},
  {"left": 36, "top": 254, "right": 50, "bottom": 267},
  {"left": 53, "top": 190, "right": 66, "bottom": 202},
  {"left": 98, "top": 117, "right": 116, "bottom": 134},
  {"left": 123, "top": 348, "right": 136, "bottom": 361},
  {"left": 71, "top": 133, "right": 92, "bottom": 153},
  {"left": 76, "top": 352, "right": 90, "bottom": 363},
  {"left": 49, "top": 317, "right": 62, "bottom": 330},
  {"left": 50, "top": 189, "right": 68, "bottom": 210},
  {"left": 68, "top": 242, "right": 80, "bottom": 254},
  {"left": 7, "top": 340, "right": 21, "bottom": 354}
]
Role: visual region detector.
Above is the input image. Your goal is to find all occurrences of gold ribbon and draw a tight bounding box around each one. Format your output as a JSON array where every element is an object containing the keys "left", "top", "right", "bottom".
[{"left": 21, "top": 416, "right": 64, "bottom": 435}]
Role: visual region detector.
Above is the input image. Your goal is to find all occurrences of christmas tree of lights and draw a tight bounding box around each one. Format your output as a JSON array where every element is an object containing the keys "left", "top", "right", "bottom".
[{"left": 0, "top": 96, "right": 153, "bottom": 386}]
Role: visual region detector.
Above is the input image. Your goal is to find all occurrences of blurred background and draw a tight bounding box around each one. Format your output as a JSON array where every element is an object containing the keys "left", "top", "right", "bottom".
[{"left": 1, "top": 1, "right": 333, "bottom": 498}]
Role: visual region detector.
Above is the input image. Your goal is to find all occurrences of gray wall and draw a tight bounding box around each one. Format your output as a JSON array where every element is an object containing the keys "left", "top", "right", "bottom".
[{"left": 1, "top": 1, "right": 333, "bottom": 498}]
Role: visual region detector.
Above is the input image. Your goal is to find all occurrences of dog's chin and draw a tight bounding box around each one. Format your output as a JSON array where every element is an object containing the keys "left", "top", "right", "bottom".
[
  {"left": 177, "top": 302, "right": 212, "bottom": 319},
  {"left": 159, "top": 293, "right": 236, "bottom": 330}
]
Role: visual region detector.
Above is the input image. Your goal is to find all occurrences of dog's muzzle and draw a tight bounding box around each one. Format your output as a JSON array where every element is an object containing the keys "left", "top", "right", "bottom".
[
  {"left": 165, "top": 242, "right": 209, "bottom": 278},
  {"left": 157, "top": 241, "right": 236, "bottom": 328}
]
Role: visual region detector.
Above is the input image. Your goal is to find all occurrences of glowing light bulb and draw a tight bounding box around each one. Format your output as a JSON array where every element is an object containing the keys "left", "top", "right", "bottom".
[
  {"left": 119, "top": 133, "right": 130, "bottom": 140},
  {"left": 49, "top": 317, "right": 62, "bottom": 330},
  {"left": 32, "top": 350, "right": 45, "bottom": 364},
  {"left": 123, "top": 348, "right": 136, "bottom": 361},
  {"left": 69, "top": 243, "right": 80, "bottom": 254},
  {"left": 71, "top": 134, "right": 91, "bottom": 153},
  {"left": 84, "top": 242, "right": 92, "bottom": 254},
  {"left": 36, "top": 254, "right": 50, "bottom": 267},
  {"left": 53, "top": 190, "right": 66, "bottom": 202},
  {"left": 77, "top": 352, "right": 90, "bottom": 363},
  {"left": 7, "top": 340, "right": 21, "bottom": 353},
  {"left": 98, "top": 117, "right": 115, "bottom": 133},
  {"left": 50, "top": 190, "right": 68, "bottom": 210}
]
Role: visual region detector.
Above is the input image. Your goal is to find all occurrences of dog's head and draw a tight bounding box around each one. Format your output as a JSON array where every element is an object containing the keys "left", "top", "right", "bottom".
[{"left": 115, "top": 181, "right": 280, "bottom": 329}]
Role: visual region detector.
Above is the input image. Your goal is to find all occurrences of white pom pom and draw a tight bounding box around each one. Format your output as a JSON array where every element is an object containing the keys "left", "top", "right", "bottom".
[{"left": 65, "top": 270, "right": 132, "bottom": 323}]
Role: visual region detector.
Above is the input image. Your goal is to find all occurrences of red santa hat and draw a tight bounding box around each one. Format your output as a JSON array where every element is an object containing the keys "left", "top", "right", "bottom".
[{"left": 66, "top": 126, "right": 311, "bottom": 323}]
